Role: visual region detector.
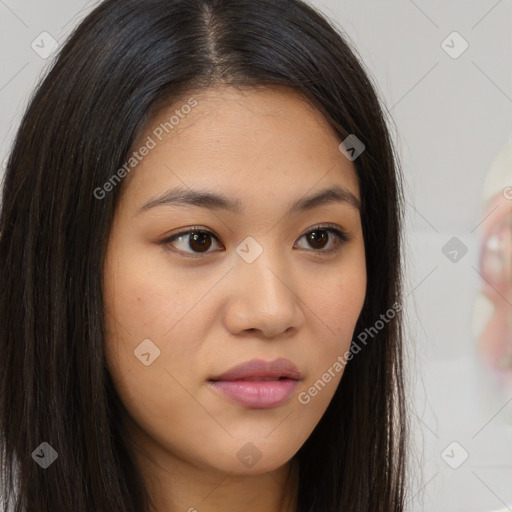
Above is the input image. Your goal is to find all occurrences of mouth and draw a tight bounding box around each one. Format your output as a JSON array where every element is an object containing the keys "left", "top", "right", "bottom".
[
  {"left": 208, "top": 358, "right": 302, "bottom": 409},
  {"left": 226, "top": 376, "right": 290, "bottom": 381}
]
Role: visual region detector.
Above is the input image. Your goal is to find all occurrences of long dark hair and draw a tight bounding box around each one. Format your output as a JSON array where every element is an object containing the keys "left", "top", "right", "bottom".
[{"left": 0, "top": 0, "right": 408, "bottom": 510}]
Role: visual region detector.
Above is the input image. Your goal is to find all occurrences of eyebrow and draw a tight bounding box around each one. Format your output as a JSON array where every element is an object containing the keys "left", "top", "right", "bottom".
[{"left": 137, "top": 184, "right": 361, "bottom": 216}]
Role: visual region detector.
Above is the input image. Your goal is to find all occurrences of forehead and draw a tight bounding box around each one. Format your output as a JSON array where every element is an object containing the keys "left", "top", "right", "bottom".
[{"left": 120, "top": 86, "right": 361, "bottom": 212}]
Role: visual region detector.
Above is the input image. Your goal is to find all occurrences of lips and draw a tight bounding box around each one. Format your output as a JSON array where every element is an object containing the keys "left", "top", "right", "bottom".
[
  {"left": 208, "top": 358, "right": 302, "bottom": 409},
  {"left": 209, "top": 358, "right": 302, "bottom": 381}
]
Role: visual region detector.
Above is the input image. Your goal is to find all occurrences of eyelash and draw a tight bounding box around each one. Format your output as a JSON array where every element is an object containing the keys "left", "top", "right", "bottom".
[{"left": 159, "top": 223, "right": 350, "bottom": 258}]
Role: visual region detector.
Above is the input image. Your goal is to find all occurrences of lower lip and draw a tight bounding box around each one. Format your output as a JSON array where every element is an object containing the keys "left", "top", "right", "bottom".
[{"left": 208, "top": 379, "right": 299, "bottom": 409}]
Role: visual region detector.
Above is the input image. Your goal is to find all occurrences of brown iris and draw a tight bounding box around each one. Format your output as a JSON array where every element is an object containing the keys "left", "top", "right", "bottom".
[
  {"left": 305, "top": 229, "right": 329, "bottom": 250},
  {"left": 188, "top": 231, "right": 213, "bottom": 253}
]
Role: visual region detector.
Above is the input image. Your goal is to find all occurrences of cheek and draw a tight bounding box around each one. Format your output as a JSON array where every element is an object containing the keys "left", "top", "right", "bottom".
[
  {"left": 309, "top": 248, "right": 367, "bottom": 342},
  {"left": 298, "top": 250, "right": 366, "bottom": 398},
  {"left": 102, "top": 252, "right": 199, "bottom": 428},
  {"left": 102, "top": 253, "right": 212, "bottom": 460},
  {"left": 103, "top": 242, "right": 209, "bottom": 360}
]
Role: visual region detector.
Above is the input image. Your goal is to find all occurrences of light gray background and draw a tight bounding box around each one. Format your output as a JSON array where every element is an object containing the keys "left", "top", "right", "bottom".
[{"left": 1, "top": 1, "right": 511, "bottom": 510}]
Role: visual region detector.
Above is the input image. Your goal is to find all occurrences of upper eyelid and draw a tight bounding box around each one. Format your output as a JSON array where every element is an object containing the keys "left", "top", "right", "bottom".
[{"left": 165, "top": 223, "right": 346, "bottom": 242}]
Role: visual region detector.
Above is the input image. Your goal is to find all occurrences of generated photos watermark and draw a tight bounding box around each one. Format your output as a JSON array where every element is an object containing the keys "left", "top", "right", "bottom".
[
  {"left": 297, "top": 301, "right": 403, "bottom": 405},
  {"left": 94, "top": 97, "right": 198, "bottom": 200}
]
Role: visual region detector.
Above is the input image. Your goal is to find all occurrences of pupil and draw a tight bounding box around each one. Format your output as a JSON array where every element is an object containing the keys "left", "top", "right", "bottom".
[
  {"left": 190, "top": 232, "right": 212, "bottom": 252},
  {"left": 308, "top": 230, "right": 327, "bottom": 249}
]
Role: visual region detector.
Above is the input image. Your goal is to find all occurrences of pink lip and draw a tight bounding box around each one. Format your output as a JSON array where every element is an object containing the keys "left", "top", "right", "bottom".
[{"left": 208, "top": 358, "right": 302, "bottom": 409}]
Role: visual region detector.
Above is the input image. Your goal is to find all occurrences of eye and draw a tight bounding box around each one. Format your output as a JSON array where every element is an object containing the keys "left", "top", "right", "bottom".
[
  {"left": 160, "top": 227, "right": 223, "bottom": 257},
  {"left": 295, "top": 223, "right": 350, "bottom": 254},
  {"left": 160, "top": 223, "right": 350, "bottom": 258}
]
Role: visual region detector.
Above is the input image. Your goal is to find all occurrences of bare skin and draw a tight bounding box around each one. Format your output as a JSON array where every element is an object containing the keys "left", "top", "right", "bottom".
[{"left": 103, "top": 85, "right": 367, "bottom": 512}]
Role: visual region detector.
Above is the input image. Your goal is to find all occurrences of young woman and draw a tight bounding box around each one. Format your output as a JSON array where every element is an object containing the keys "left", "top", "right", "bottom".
[{"left": 0, "top": 0, "right": 408, "bottom": 510}]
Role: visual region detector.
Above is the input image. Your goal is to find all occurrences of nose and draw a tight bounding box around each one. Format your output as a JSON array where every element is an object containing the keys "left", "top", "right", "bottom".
[{"left": 222, "top": 247, "right": 305, "bottom": 339}]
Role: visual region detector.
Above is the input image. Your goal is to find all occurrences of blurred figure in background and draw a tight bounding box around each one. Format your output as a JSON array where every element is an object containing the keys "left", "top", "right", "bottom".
[{"left": 475, "top": 137, "right": 512, "bottom": 400}]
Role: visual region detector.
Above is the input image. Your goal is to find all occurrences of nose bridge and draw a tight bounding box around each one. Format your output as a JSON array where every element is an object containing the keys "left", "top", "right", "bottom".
[
  {"left": 236, "top": 236, "right": 293, "bottom": 303},
  {"left": 225, "top": 234, "right": 302, "bottom": 335}
]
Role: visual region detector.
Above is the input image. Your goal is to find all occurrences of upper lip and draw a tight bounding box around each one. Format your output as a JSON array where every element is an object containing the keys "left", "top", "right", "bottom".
[{"left": 209, "top": 358, "right": 302, "bottom": 381}]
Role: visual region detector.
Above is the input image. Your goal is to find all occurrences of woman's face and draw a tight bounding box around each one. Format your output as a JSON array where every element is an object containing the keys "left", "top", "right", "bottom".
[{"left": 103, "top": 86, "right": 366, "bottom": 478}]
